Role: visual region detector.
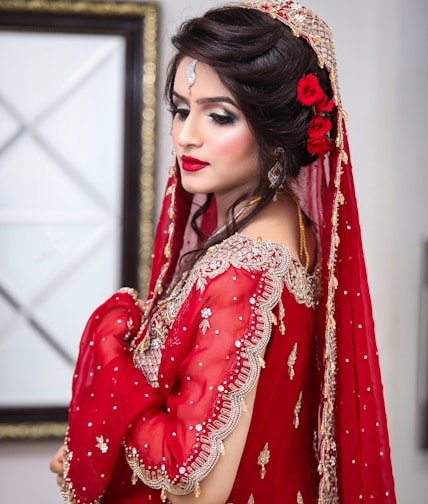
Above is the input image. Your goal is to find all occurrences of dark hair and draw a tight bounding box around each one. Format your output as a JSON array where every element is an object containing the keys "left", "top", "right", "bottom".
[{"left": 165, "top": 6, "right": 332, "bottom": 275}]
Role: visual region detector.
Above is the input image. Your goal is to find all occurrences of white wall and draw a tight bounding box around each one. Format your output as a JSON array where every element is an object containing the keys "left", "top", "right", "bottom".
[{"left": 1, "top": 0, "right": 427, "bottom": 502}]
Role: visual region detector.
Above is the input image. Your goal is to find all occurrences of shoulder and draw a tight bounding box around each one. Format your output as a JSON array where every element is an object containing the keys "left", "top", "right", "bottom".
[
  {"left": 199, "top": 235, "right": 321, "bottom": 309},
  {"left": 241, "top": 196, "right": 318, "bottom": 272},
  {"left": 200, "top": 233, "right": 292, "bottom": 277}
]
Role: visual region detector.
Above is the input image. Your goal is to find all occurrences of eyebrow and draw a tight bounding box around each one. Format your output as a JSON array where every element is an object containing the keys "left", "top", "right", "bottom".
[{"left": 173, "top": 91, "right": 239, "bottom": 108}]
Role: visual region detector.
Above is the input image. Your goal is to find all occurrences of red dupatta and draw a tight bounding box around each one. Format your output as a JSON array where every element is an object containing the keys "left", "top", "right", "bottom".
[{"left": 144, "top": 3, "right": 396, "bottom": 501}]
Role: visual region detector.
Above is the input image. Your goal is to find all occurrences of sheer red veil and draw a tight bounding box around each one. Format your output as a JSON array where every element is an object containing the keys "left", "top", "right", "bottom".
[{"left": 144, "top": 2, "right": 396, "bottom": 501}]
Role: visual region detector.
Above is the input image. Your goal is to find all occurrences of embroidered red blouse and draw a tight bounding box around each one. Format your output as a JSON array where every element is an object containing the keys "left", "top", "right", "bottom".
[{"left": 61, "top": 233, "right": 320, "bottom": 503}]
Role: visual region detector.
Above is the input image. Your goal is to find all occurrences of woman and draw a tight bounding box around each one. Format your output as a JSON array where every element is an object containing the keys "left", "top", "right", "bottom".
[{"left": 50, "top": 1, "right": 396, "bottom": 502}]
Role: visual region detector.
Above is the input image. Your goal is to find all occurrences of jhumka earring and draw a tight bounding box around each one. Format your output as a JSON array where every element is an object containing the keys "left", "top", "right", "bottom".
[
  {"left": 268, "top": 146, "right": 286, "bottom": 191},
  {"left": 186, "top": 58, "right": 198, "bottom": 94}
]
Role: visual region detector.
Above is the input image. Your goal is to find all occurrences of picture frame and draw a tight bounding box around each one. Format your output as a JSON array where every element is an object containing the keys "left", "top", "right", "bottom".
[{"left": 0, "top": 0, "right": 157, "bottom": 440}]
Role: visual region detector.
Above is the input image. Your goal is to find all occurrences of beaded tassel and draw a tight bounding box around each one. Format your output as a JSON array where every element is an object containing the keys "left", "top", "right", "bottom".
[
  {"left": 293, "top": 391, "right": 303, "bottom": 429},
  {"left": 287, "top": 342, "right": 298, "bottom": 380},
  {"left": 278, "top": 298, "right": 286, "bottom": 334},
  {"left": 160, "top": 488, "right": 167, "bottom": 503},
  {"left": 131, "top": 471, "right": 138, "bottom": 485},
  {"left": 257, "top": 442, "right": 270, "bottom": 480}
]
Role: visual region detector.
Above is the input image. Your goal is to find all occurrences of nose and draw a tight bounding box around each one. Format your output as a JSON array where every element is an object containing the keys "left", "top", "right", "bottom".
[{"left": 175, "top": 112, "right": 202, "bottom": 148}]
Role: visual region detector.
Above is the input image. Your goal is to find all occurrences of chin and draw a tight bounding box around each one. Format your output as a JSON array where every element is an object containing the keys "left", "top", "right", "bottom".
[{"left": 180, "top": 176, "right": 211, "bottom": 195}]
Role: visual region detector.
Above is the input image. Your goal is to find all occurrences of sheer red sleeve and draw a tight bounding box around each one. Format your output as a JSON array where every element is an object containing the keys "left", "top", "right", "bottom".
[
  {"left": 61, "top": 289, "right": 159, "bottom": 503},
  {"left": 62, "top": 260, "right": 276, "bottom": 503},
  {"left": 124, "top": 265, "right": 269, "bottom": 499}
]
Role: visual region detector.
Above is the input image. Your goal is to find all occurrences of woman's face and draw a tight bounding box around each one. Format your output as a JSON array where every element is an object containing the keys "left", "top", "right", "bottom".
[{"left": 171, "top": 57, "right": 259, "bottom": 210}]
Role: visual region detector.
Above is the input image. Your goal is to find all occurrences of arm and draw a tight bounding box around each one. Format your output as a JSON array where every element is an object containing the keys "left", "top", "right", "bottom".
[
  {"left": 167, "top": 383, "right": 257, "bottom": 504},
  {"left": 63, "top": 266, "right": 272, "bottom": 503},
  {"left": 124, "top": 266, "right": 266, "bottom": 500}
]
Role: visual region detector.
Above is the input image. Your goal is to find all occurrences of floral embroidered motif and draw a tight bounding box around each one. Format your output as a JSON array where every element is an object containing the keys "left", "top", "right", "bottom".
[
  {"left": 297, "top": 490, "right": 304, "bottom": 503},
  {"left": 96, "top": 435, "right": 109, "bottom": 453},
  {"left": 293, "top": 392, "right": 303, "bottom": 429},
  {"left": 257, "top": 442, "right": 270, "bottom": 479},
  {"left": 288, "top": 342, "right": 298, "bottom": 380},
  {"left": 248, "top": 495, "right": 255, "bottom": 504},
  {"left": 199, "top": 306, "right": 212, "bottom": 334}
]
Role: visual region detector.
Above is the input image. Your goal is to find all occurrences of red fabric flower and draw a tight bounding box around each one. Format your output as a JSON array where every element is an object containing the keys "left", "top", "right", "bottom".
[{"left": 296, "top": 73, "right": 326, "bottom": 106}]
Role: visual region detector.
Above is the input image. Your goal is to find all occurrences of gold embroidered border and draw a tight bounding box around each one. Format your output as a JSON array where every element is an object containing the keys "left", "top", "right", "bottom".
[
  {"left": 238, "top": 2, "right": 349, "bottom": 502},
  {"left": 0, "top": 422, "right": 67, "bottom": 440}
]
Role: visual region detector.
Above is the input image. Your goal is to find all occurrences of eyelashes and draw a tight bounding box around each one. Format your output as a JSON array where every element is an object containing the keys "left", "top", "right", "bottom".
[
  {"left": 208, "top": 112, "right": 236, "bottom": 125},
  {"left": 169, "top": 104, "right": 237, "bottom": 126},
  {"left": 170, "top": 105, "right": 189, "bottom": 121}
]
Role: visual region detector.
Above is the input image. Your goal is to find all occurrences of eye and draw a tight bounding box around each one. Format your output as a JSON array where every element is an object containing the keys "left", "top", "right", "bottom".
[
  {"left": 170, "top": 103, "right": 189, "bottom": 121},
  {"left": 207, "top": 111, "right": 236, "bottom": 125}
]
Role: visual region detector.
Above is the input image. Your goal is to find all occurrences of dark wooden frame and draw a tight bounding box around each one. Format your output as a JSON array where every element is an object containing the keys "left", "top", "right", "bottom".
[
  {"left": 418, "top": 241, "right": 428, "bottom": 450},
  {"left": 0, "top": 0, "right": 157, "bottom": 440}
]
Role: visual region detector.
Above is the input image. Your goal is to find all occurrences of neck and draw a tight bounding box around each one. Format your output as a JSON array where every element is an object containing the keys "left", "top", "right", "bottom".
[
  {"left": 214, "top": 195, "right": 262, "bottom": 235},
  {"left": 215, "top": 194, "right": 236, "bottom": 227}
]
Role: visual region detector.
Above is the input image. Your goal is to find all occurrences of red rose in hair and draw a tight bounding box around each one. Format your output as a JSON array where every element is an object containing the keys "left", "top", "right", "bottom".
[
  {"left": 307, "top": 135, "right": 334, "bottom": 157},
  {"left": 296, "top": 73, "right": 326, "bottom": 106},
  {"left": 307, "top": 115, "right": 332, "bottom": 138},
  {"left": 315, "top": 96, "right": 334, "bottom": 113},
  {"left": 297, "top": 73, "right": 335, "bottom": 157}
]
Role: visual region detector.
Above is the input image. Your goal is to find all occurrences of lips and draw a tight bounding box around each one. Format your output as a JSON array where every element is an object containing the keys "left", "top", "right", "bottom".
[{"left": 181, "top": 155, "right": 209, "bottom": 172}]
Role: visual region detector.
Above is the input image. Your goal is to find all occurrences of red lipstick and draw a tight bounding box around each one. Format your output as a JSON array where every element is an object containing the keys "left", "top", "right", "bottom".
[{"left": 181, "top": 155, "right": 209, "bottom": 172}]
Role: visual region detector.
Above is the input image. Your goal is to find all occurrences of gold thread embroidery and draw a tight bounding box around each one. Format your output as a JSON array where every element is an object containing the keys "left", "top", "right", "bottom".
[
  {"left": 297, "top": 490, "right": 304, "bottom": 503},
  {"left": 288, "top": 342, "right": 298, "bottom": 380},
  {"left": 248, "top": 495, "right": 255, "bottom": 504},
  {"left": 257, "top": 442, "right": 270, "bottom": 479},
  {"left": 293, "top": 391, "right": 303, "bottom": 429}
]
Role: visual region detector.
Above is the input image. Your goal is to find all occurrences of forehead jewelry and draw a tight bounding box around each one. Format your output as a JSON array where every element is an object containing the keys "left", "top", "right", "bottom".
[{"left": 185, "top": 58, "right": 198, "bottom": 94}]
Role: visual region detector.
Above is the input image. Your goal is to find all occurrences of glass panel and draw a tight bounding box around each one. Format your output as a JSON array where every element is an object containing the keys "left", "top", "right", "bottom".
[{"left": 0, "top": 31, "right": 125, "bottom": 406}]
